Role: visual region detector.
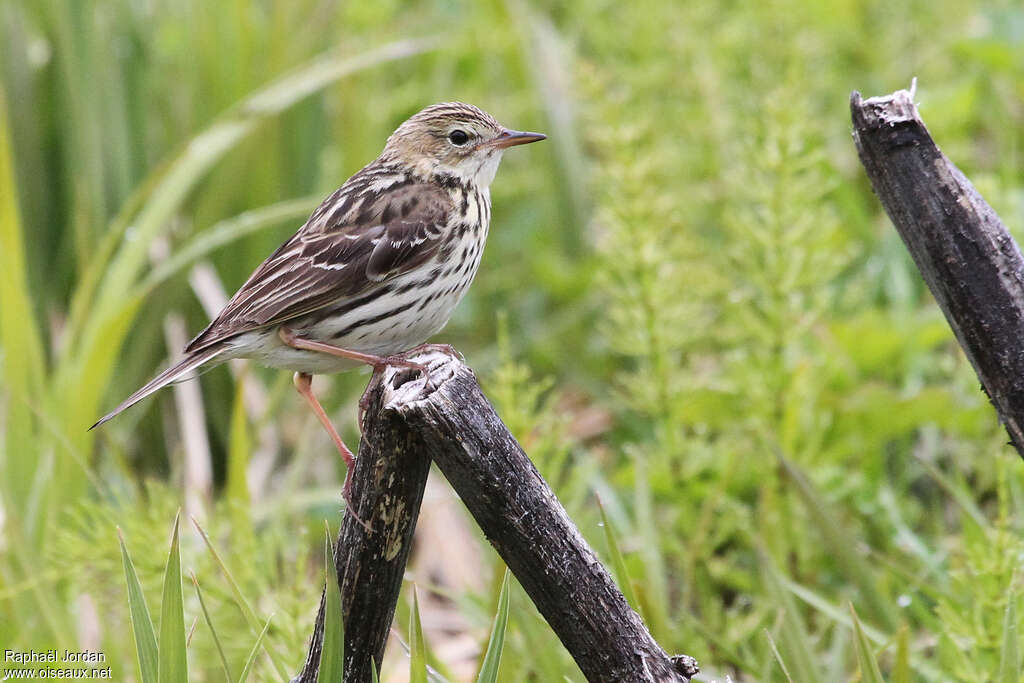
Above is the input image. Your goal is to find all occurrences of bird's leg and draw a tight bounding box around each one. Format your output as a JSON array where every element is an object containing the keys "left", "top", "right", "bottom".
[
  {"left": 291, "top": 371, "right": 368, "bottom": 531},
  {"left": 279, "top": 327, "right": 427, "bottom": 373},
  {"left": 353, "top": 344, "right": 463, "bottom": 424},
  {"left": 402, "top": 342, "right": 464, "bottom": 362},
  {"left": 379, "top": 343, "right": 462, "bottom": 390},
  {"left": 357, "top": 372, "right": 386, "bottom": 431},
  {"left": 280, "top": 327, "right": 432, "bottom": 434}
]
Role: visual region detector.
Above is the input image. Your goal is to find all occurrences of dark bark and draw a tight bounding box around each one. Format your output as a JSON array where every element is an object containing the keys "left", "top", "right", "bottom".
[
  {"left": 294, "top": 349, "right": 698, "bottom": 682},
  {"left": 291, "top": 362, "right": 434, "bottom": 683},
  {"left": 378, "top": 350, "right": 699, "bottom": 683},
  {"left": 851, "top": 87, "right": 1024, "bottom": 457}
]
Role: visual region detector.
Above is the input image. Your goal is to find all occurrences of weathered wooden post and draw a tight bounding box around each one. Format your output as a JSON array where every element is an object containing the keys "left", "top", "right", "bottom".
[
  {"left": 851, "top": 85, "right": 1024, "bottom": 457},
  {"left": 293, "top": 350, "right": 698, "bottom": 682}
]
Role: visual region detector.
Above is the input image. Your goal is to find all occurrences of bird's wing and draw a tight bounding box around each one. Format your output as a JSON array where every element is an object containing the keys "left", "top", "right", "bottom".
[{"left": 184, "top": 178, "right": 452, "bottom": 352}]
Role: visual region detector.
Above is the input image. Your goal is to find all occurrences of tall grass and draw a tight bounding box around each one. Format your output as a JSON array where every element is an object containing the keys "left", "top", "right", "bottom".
[{"left": 2, "top": 0, "right": 1024, "bottom": 680}]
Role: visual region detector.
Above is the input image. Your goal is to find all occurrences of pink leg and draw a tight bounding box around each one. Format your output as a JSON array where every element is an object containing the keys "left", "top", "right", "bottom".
[
  {"left": 280, "top": 327, "right": 431, "bottom": 435},
  {"left": 354, "top": 343, "right": 459, "bottom": 421},
  {"left": 292, "top": 372, "right": 367, "bottom": 529},
  {"left": 279, "top": 327, "right": 426, "bottom": 372}
]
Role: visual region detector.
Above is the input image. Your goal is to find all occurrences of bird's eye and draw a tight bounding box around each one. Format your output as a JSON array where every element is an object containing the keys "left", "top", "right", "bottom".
[{"left": 448, "top": 129, "right": 470, "bottom": 146}]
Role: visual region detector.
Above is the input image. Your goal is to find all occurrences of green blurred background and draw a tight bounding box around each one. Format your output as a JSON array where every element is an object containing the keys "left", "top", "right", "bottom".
[{"left": 2, "top": 0, "right": 1024, "bottom": 680}]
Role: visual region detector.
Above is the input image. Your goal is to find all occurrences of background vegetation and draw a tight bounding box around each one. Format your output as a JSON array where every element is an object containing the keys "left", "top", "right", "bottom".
[{"left": 2, "top": 0, "right": 1024, "bottom": 680}]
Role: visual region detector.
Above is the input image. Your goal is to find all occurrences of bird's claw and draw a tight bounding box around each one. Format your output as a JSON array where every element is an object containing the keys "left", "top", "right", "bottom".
[
  {"left": 357, "top": 346, "right": 458, "bottom": 432},
  {"left": 342, "top": 470, "right": 371, "bottom": 532},
  {"left": 407, "top": 343, "right": 464, "bottom": 362}
]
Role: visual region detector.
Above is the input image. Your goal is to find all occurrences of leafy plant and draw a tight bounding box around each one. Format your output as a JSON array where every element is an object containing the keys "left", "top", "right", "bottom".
[
  {"left": 318, "top": 526, "right": 344, "bottom": 683},
  {"left": 4, "top": 0, "right": 1024, "bottom": 681},
  {"left": 475, "top": 570, "right": 512, "bottom": 683},
  {"left": 120, "top": 514, "right": 278, "bottom": 683}
]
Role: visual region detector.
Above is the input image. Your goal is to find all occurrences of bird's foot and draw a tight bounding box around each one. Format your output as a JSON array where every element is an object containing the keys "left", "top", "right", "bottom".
[
  {"left": 357, "top": 346, "right": 458, "bottom": 431},
  {"left": 404, "top": 343, "right": 464, "bottom": 362},
  {"left": 369, "top": 353, "right": 428, "bottom": 375},
  {"left": 342, "top": 468, "right": 370, "bottom": 532},
  {"left": 356, "top": 356, "right": 429, "bottom": 433},
  {"left": 357, "top": 374, "right": 385, "bottom": 432},
  {"left": 373, "top": 346, "right": 454, "bottom": 395}
]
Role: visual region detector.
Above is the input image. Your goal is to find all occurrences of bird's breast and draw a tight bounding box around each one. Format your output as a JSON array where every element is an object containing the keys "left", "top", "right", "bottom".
[
  {"left": 278, "top": 194, "right": 491, "bottom": 361},
  {"left": 453, "top": 185, "right": 491, "bottom": 231}
]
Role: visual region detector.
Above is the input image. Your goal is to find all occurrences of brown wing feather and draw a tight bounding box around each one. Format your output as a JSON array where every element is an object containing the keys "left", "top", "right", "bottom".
[{"left": 185, "top": 170, "right": 451, "bottom": 352}]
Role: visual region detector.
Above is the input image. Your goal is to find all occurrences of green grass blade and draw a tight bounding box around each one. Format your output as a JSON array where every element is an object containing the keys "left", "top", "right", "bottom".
[
  {"left": 913, "top": 453, "right": 989, "bottom": 530},
  {"left": 517, "top": 8, "right": 589, "bottom": 241},
  {"left": 242, "top": 37, "right": 439, "bottom": 116},
  {"left": 63, "top": 159, "right": 167, "bottom": 348},
  {"left": 892, "top": 625, "right": 910, "bottom": 683},
  {"left": 139, "top": 196, "right": 320, "bottom": 298},
  {"left": 191, "top": 572, "right": 233, "bottom": 683},
  {"left": 191, "top": 516, "right": 261, "bottom": 628},
  {"left": 157, "top": 512, "right": 188, "bottom": 683},
  {"left": 371, "top": 659, "right": 379, "bottom": 683},
  {"left": 777, "top": 453, "right": 899, "bottom": 630},
  {"left": 0, "top": 86, "right": 46, "bottom": 511},
  {"left": 849, "top": 603, "right": 885, "bottom": 683},
  {"left": 762, "top": 559, "right": 820, "bottom": 683},
  {"left": 119, "top": 528, "right": 159, "bottom": 683},
  {"left": 633, "top": 455, "right": 669, "bottom": 636},
  {"left": 237, "top": 615, "right": 273, "bottom": 683},
  {"left": 999, "top": 580, "right": 1020, "bottom": 683},
  {"left": 3, "top": 520, "right": 72, "bottom": 643},
  {"left": 596, "top": 495, "right": 639, "bottom": 609},
  {"left": 476, "top": 569, "right": 511, "bottom": 683},
  {"left": 191, "top": 516, "right": 291, "bottom": 680},
  {"left": 782, "top": 578, "right": 889, "bottom": 643},
  {"left": 763, "top": 629, "right": 796, "bottom": 683},
  {"left": 784, "top": 578, "right": 946, "bottom": 681},
  {"left": 318, "top": 524, "right": 344, "bottom": 683},
  {"left": 410, "top": 586, "right": 428, "bottom": 683}
]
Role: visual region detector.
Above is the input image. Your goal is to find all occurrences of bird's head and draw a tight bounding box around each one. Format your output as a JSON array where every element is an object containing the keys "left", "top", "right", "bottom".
[{"left": 382, "top": 102, "right": 545, "bottom": 188}]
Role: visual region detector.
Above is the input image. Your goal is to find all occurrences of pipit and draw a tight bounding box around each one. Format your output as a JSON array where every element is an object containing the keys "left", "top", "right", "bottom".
[{"left": 93, "top": 102, "right": 545, "bottom": 508}]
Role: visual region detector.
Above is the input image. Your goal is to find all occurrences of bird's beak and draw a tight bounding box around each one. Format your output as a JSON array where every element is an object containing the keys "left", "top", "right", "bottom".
[{"left": 488, "top": 128, "right": 547, "bottom": 149}]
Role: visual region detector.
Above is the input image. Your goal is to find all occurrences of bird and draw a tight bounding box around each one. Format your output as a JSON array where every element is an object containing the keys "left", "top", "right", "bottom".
[{"left": 92, "top": 102, "right": 546, "bottom": 509}]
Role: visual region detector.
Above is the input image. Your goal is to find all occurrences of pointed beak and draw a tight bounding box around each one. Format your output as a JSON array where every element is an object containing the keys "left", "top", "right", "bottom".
[{"left": 488, "top": 128, "right": 547, "bottom": 149}]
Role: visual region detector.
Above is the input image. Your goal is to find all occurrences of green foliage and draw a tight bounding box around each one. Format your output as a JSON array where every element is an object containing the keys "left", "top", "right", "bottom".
[
  {"left": 764, "top": 629, "right": 797, "bottom": 683},
  {"left": 120, "top": 515, "right": 277, "bottom": 683},
  {"left": 3, "top": 0, "right": 1024, "bottom": 681},
  {"left": 192, "top": 572, "right": 234, "bottom": 682},
  {"left": 850, "top": 604, "right": 886, "bottom": 683},
  {"left": 318, "top": 526, "right": 344, "bottom": 683},
  {"left": 933, "top": 466, "right": 1024, "bottom": 682},
  {"left": 190, "top": 517, "right": 293, "bottom": 679},
  {"left": 409, "top": 587, "right": 428, "bottom": 683},
  {"left": 893, "top": 626, "right": 912, "bottom": 683},
  {"left": 52, "top": 485, "right": 317, "bottom": 679},
  {"left": 120, "top": 530, "right": 159, "bottom": 683},
  {"left": 475, "top": 570, "right": 511, "bottom": 683},
  {"left": 0, "top": 87, "right": 46, "bottom": 523},
  {"left": 763, "top": 557, "right": 822, "bottom": 682},
  {"left": 156, "top": 514, "right": 187, "bottom": 683},
  {"left": 1000, "top": 589, "right": 1020, "bottom": 683},
  {"left": 596, "top": 497, "right": 639, "bottom": 611},
  {"left": 238, "top": 617, "right": 274, "bottom": 683}
]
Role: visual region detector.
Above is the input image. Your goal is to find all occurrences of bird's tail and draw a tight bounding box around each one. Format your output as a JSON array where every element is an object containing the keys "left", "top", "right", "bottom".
[{"left": 89, "top": 345, "right": 224, "bottom": 430}]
